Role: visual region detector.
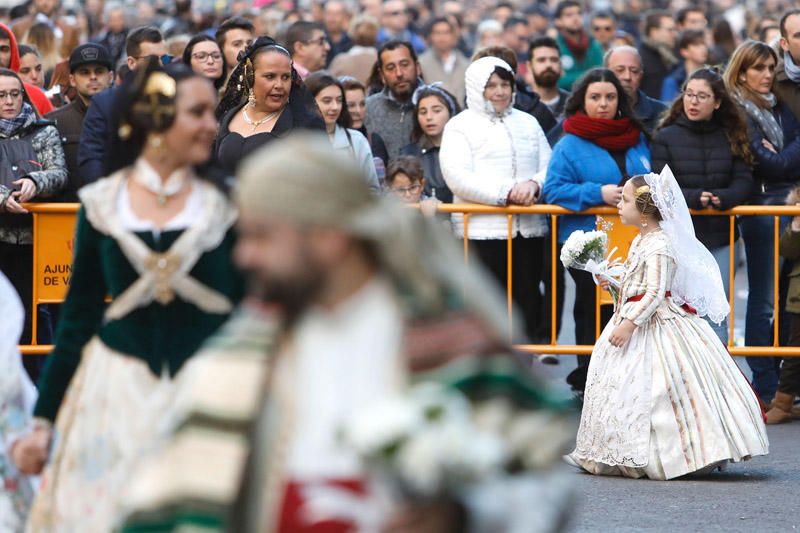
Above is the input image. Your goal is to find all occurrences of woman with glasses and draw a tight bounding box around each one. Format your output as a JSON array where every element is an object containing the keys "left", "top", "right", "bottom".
[
  {"left": 182, "top": 34, "right": 225, "bottom": 92},
  {"left": 305, "top": 71, "right": 380, "bottom": 192},
  {"left": 651, "top": 67, "right": 754, "bottom": 344},
  {"left": 723, "top": 40, "right": 800, "bottom": 406},
  {"left": 0, "top": 68, "right": 66, "bottom": 345}
]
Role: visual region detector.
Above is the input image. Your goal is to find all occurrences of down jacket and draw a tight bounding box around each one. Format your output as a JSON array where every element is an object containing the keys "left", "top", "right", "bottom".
[
  {"left": 651, "top": 112, "right": 753, "bottom": 249},
  {"left": 440, "top": 56, "right": 551, "bottom": 240}
]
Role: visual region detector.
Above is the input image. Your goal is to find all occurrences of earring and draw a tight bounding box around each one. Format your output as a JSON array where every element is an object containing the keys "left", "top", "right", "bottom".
[
  {"left": 640, "top": 215, "right": 648, "bottom": 228},
  {"left": 247, "top": 88, "right": 256, "bottom": 107},
  {"left": 149, "top": 135, "right": 163, "bottom": 148}
]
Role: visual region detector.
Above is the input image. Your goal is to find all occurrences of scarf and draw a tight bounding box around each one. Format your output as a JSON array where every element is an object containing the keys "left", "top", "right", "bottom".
[
  {"left": 0, "top": 102, "right": 35, "bottom": 138},
  {"left": 561, "top": 30, "right": 589, "bottom": 61},
  {"left": 784, "top": 51, "right": 800, "bottom": 84},
  {"left": 563, "top": 111, "right": 642, "bottom": 151},
  {"left": 644, "top": 37, "right": 679, "bottom": 69},
  {"left": 735, "top": 90, "right": 784, "bottom": 151}
]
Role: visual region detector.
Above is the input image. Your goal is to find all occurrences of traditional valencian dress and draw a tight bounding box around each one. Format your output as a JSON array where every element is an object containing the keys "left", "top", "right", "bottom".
[
  {"left": 568, "top": 229, "right": 769, "bottom": 479},
  {"left": 26, "top": 159, "right": 242, "bottom": 531}
]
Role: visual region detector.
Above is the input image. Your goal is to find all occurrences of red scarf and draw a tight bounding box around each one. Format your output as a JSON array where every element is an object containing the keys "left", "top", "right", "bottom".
[
  {"left": 563, "top": 111, "right": 642, "bottom": 151},
  {"left": 561, "top": 30, "right": 589, "bottom": 60}
]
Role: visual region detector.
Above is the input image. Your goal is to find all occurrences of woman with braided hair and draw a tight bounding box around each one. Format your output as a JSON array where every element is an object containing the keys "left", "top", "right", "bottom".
[
  {"left": 565, "top": 169, "right": 768, "bottom": 480},
  {"left": 214, "top": 36, "right": 324, "bottom": 174},
  {"left": 14, "top": 60, "right": 243, "bottom": 531}
]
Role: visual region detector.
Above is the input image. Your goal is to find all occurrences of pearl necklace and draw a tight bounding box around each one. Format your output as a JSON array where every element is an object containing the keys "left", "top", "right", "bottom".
[
  {"left": 133, "top": 158, "right": 189, "bottom": 207},
  {"left": 243, "top": 106, "right": 280, "bottom": 132}
]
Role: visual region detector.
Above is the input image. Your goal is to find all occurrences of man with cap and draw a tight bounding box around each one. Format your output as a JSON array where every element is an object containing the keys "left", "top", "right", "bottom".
[
  {"left": 45, "top": 43, "right": 114, "bottom": 201},
  {"left": 118, "top": 132, "right": 575, "bottom": 533}
]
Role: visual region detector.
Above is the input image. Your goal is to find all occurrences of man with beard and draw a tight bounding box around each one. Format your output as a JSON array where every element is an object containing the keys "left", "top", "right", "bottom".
[
  {"left": 528, "top": 36, "right": 570, "bottom": 121},
  {"left": 46, "top": 43, "right": 114, "bottom": 201},
  {"left": 554, "top": 0, "right": 603, "bottom": 90},
  {"left": 118, "top": 133, "right": 575, "bottom": 532},
  {"left": 365, "top": 40, "right": 422, "bottom": 159}
]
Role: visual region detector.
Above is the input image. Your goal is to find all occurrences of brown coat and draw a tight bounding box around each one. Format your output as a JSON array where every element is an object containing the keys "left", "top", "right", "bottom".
[
  {"left": 45, "top": 97, "right": 87, "bottom": 201},
  {"left": 10, "top": 14, "right": 80, "bottom": 60},
  {"left": 774, "top": 60, "right": 800, "bottom": 123}
]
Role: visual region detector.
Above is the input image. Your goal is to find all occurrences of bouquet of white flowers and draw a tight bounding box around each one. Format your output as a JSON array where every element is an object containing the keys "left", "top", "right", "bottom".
[{"left": 560, "top": 229, "right": 623, "bottom": 306}]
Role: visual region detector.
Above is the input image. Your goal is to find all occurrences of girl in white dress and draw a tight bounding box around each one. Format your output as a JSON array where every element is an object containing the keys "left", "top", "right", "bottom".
[{"left": 567, "top": 167, "right": 769, "bottom": 480}]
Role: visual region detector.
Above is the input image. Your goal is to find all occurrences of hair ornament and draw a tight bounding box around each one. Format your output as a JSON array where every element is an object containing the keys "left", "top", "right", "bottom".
[{"left": 411, "top": 82, "right": 457, "bottom": 116}]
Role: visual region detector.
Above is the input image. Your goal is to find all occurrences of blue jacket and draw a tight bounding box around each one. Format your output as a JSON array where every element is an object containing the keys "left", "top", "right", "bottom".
[
  {"left": 544, "top": 133, "right": 651, "bottom": 243},
  {"left": 77, "top": 86, "right": 117, "bottom": 185},
  {"left": 660, "top": 64, "right": 687, "bottom": 104},
  {"left": 745, "top": 101, "right": 800, "bottom": 187}
]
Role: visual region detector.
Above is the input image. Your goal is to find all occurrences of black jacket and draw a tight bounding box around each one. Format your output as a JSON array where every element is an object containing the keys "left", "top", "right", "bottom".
[
  {"left": 743, "top": 101, "right": 800, "bottom": 189},
  {"left": 400, "top": 137, "right": 453, "bottom": 203},
  {"left": 46, "top": 97, "right": 87, "bottom": 201},
  {"left": 639, "top": 41, "right": 673, "bottom": 100},
  {"left": 651, "top": 112, "right": 753, "bottom": 249},
  {"left": 514, "top": 81, "right": 557, "bottom": 141}
]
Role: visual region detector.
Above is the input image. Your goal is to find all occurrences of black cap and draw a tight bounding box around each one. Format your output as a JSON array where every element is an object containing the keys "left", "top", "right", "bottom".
[{"left": 69, "top": 43, "right": 113, "bottom": 72}]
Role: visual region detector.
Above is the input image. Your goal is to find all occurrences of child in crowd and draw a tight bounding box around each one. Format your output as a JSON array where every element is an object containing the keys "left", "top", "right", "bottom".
[
  {"left": 385, "top": 155, "right": 442, "bottom": 217},
  {"left": 769, "top": 185, "right": 800, "bottom": 423},
  {"left": 566, "top": 167, "right": 768, "bottom": 479}
]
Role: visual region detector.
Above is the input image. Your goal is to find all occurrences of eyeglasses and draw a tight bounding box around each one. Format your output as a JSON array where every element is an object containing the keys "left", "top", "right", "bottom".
[
  {"left": 390, "top": 184, "right": 422, "bottom": 195},
  {"left": 305, "top": 36, "right": 329, "bottom": 46},
  {"left": 684, "top": 91, "right": 713, "bottom": 102},
  {"left": 612, "top": 66, "right": 642, "bottom": 76},
  {"left": 192, "top": 51, "right": 222, "bottom": 62},
  {"left": 0, "top": 90, "right": 22, "bottom": 100},
  {"left": 386, "top": 10, "right": 408, "bottom": 16},
  {"left": 593, "top": 25, "right": 613, "bottom": 31},
  {"left": 132, "top": 54, "right": 173, "bottom": 65}
]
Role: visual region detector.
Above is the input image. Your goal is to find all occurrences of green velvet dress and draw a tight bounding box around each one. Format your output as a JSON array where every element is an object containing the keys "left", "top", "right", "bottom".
[{"left": 27, "top": 167, "right": 243, "bottom": 532}]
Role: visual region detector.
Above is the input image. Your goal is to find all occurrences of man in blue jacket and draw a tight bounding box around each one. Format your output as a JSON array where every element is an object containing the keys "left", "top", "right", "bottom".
[{"left": 78, "top": 27, "right": 167, "bottom": 184}]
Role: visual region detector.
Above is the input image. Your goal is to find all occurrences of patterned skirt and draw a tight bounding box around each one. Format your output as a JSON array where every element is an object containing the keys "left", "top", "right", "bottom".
[
  {"left": 569, "top": 310, "right": 769, "bottom": 480},
  {"left": 26, "top": 338, "right": 174, "bottom": 532}
]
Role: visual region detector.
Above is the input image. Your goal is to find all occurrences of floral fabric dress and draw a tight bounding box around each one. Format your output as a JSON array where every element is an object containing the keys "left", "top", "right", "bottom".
[{"left": 569, "top": 230, "right": 769, "bottom": 480}]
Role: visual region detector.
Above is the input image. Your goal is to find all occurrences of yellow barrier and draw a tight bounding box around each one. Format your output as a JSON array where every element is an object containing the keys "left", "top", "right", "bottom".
[{"left": 16, "top": 202, "right": 800, "bottom": 358}]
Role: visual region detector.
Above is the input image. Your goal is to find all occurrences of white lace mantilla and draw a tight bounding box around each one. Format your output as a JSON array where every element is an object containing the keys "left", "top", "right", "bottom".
[{"left": 79, "top": 168, "right": 238, "bottom": 321}]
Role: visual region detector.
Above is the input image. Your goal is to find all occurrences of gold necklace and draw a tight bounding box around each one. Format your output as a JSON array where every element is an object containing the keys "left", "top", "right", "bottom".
[{"left": 243, "top": 106, "right": 280, "bottom": 132}]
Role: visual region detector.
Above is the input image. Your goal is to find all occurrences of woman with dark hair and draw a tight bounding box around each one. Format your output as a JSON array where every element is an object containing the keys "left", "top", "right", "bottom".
[
  {"left": 214, "top": 36, "right": 324, "bottom": 173},
  {"left": 723, "top": 40, "right": 800, "bottom": 405},
  {"left": 341, "top": 76, "right": 388, "bottom": 169},
  {"left": 182, "top": 34, "right": 226, "bottom": 91},
  {"left": 15, "top": 61, "right": 243, "bottom": 531},
  {"left": 543, "top": 67, "right": 651, "bottom": 396},
  {"left": 441, "top": 56, "right": 551, "bottom": 344},
  {"left": 651, "top": 67, "right": 754, "bottom": 344},
  {"left": 305, "top": 71, "right": 379, "bottom": 192},
  {"left": 0, "top": 68, "right": 66, "bottom": 345},
  {"left": 400, "top": 83, "right": 459, "bottom": 203}
]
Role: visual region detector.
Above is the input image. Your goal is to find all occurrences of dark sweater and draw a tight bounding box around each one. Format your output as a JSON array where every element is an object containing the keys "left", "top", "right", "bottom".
[{"left": 651, "top": 112, "right": 753, "bottom": 249}]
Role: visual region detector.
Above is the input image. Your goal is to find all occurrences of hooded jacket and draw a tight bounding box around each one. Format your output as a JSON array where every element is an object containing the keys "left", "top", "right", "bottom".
[
  {"left": 0, "top": 22, "right": 53, "bottom": 116},
  {"left": 440, "top": 56, "right": 551, "bottom": 239}
]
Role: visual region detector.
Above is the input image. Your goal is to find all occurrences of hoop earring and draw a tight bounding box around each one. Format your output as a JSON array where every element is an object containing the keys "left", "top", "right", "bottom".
[{"left": 640, "top": 215, "right": 648, "bottom": 228}]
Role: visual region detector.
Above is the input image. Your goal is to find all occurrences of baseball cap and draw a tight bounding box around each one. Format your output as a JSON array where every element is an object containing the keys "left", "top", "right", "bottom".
[{"left": 69, "top": 43, "right": 113, "bottom": 72}]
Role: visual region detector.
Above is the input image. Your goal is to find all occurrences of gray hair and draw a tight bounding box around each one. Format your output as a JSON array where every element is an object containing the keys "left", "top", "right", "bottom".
[
  {"left": 476, "top": 19, "right": 503, "bottom": 39},
  {"left": 603, "top": 45, "right": 642, "bottom": 67}
]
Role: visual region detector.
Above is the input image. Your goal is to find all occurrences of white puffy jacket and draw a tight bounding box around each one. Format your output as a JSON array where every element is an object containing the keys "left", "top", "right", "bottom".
[{"left": 439, "top": 56, "right": 551, "bottom": 240}]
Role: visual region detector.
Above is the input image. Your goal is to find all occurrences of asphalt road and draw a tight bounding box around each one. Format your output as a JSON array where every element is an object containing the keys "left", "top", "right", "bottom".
[{"left": 530, "top": 260, "right": 799, "bottom": 532}]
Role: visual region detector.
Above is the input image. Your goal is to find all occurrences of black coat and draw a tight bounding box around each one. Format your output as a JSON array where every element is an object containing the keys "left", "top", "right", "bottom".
[
  {"left": 743, "top": 101, "right": 800, "bottom": 188},
  {"left": 400, "top": 138, "right": 453, "bottom": 203},
  {"left": 639, "top": 42, "right": 673, "bottom": 100},
  {"left": 514, "top": 81, "right": 558, "bottom": 139},
  {"left": 651, "top": 112, "right": 753, "bottom": 249}
]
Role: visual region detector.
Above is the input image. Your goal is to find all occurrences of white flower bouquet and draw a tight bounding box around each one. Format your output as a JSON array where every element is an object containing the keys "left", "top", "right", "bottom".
[
  {"left": 340, "top": 382, "right": 571, "bottom": 502},
  {"left": 560, "top": 229, "right": 623, "bottom": 306}
]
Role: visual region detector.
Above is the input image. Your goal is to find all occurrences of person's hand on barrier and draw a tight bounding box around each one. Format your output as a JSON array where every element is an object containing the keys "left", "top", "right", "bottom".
[
  {"left": 12, "top": 178, "right": 37, "bottom": 202},
  {"left": 419, "top": 197, "right": 441, "bottom": 218},
  {"left": 598, "top": 277, "right": 611, "bottom": 291},
  {"left": 609, "top": 319, "right": 636, "bottom": 347},
  {"left": 699, "top": 191, "right": 713, "bottom": 208},
  {"left": 509, "top": 181, "right": 538, "bottom": 205},
  {"left": 11, "top": 425, "right": 51, "bottom": 475},
  {"left": 762, "top": 139, "right": 777, "bottom": 153},
  {"left": 710, "top": 194, "right": 722, "bottom": 208},
  {"left": 792, "top": 203, "right": 800, "bottom": 232},
  {"left": 3, "top": 194, "right": 28, "bottom": 214},
  {"left": 601, "top": 185, "right": 623, "bottom": 206}
]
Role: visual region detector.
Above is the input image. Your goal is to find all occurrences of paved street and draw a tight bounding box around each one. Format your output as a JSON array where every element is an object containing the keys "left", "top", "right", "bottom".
[{"left": 530, "top": 259, "right": 799, "bottom": 532}]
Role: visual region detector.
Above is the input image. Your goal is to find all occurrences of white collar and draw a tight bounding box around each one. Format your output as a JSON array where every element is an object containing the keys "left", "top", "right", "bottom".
[{"left": 133, "top": 158, "right": 191, "bottom": 206}]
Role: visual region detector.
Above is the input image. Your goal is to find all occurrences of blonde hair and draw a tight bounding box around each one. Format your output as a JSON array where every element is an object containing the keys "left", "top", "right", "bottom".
[
  {"left": 24, "top": 22, "right": 61, "bottom": 75},
  {"left": 723, "top": 40, "right": 778, "bottom": 110}
]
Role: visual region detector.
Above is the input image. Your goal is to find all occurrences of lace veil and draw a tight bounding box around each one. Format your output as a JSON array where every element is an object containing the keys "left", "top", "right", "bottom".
[{"left": 645, "top": 165, "right": 730, "bottom": 324}]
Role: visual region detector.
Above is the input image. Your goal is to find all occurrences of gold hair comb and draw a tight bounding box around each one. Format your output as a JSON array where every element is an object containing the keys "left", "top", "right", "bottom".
[{"left": 635, "top": 185, "right": 651, "bottom": 197}]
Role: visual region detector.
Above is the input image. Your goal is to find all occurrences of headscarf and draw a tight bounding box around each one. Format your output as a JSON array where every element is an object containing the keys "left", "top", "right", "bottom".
[{"left": 465, "top": 56, "right": 515, "bottom": 121}]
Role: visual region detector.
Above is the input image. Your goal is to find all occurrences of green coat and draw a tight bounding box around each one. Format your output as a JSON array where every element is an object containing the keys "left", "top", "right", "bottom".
[
  {"left": 556, "top": 33, "right": 605, "bottom": 91},
  {"left": 34, "top": 178, "right": 244, "bottom": 422}
]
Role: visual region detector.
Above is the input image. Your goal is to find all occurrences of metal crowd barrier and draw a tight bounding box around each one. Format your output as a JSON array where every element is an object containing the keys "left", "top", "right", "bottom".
[{"left": 16, "top": 202, "right": 800, "bottom": 358}]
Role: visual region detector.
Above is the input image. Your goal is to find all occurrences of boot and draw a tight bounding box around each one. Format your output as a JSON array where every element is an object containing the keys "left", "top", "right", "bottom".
[{"left": 765, "top": 392, "right": 795, "bottom": 424}]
